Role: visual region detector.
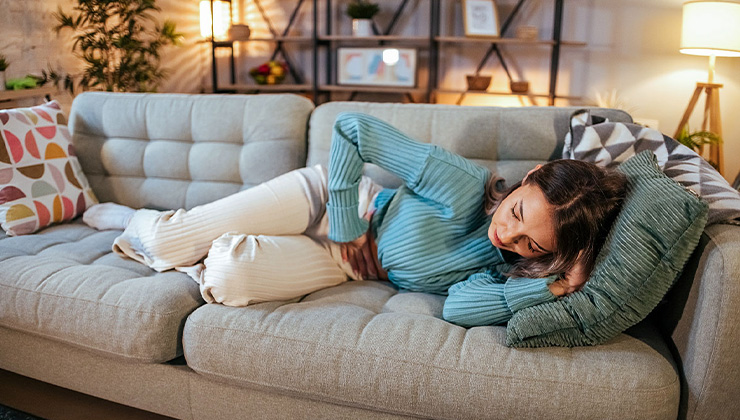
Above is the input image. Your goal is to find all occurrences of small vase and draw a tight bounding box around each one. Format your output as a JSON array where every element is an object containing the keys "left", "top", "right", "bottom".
[
  {"left": 0, "top": 72, "right": 6, "bottom": 91},
  {"left": 352, "top": 19, "right": 373, "bottom": 37}
]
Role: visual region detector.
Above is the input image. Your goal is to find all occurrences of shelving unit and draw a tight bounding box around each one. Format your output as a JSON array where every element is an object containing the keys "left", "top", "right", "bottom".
[
  {"left": 434, "top": 0, "right": 581, "bottom": 106},
  {"left": 0, "top": 86, "right": 56, "bottom": 110},
  {"left": 209, "top": 0, "right": 318, "bottom": 100},
  {"left": 208, "top": 0, "right": 586, "bottom": 106},
  {"left": 314, "top": 0, "right": 435, "bottom": 103}
]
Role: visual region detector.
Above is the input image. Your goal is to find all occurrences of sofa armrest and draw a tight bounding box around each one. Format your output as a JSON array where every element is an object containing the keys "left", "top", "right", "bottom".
[{"left": 671, "top": 223, "right": 740, "bottom": 420}]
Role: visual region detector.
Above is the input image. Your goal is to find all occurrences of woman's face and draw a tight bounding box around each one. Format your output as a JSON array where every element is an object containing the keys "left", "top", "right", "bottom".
[{"left": 488, "top": 182, "right": 556, "bottom": 259}]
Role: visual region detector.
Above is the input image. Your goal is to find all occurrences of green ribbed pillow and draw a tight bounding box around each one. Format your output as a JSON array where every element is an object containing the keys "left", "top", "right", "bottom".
[{"left": 506, "top": 151, "right": 709, "bottom": 348}]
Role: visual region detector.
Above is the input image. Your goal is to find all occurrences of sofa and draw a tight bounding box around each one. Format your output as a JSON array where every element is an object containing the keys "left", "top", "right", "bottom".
[{"left": 1, "top": 92, "right": 738, "bottom": 420}]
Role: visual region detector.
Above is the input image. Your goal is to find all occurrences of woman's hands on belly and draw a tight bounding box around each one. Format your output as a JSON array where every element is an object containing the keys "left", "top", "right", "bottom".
[{"left": 339, "top": 211, "right": 388, "bottom": 281}]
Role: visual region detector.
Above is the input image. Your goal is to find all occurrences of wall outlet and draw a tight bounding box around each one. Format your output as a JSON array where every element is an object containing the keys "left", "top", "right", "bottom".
[{"left": 633, "top": 117, "right": 660, "bottom": 130}]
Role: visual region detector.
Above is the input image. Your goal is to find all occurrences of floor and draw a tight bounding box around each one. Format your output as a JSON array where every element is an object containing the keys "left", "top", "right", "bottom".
[
  {"left": 0, "top": 369, "right": 174, "bottom": 420},
  {"left": 0, "top": 403, "right": 41, "bottom": 420}
]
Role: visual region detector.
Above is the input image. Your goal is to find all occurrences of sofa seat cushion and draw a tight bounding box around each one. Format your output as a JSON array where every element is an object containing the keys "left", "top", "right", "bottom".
[
  {"left": 183, "top": 281, "right": 679, "bottom": 420},
  {"left": 0, "top": 220, "right": 203, "bottom": 362}
]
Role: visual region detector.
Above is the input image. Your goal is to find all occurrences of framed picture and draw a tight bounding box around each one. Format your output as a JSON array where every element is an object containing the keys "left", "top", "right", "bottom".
[
  {"left": 337, "top": 48, "right": 417, "bottom": 87},
  {"left": 463, "top": 0, "right": 500, "bottom": 37}
]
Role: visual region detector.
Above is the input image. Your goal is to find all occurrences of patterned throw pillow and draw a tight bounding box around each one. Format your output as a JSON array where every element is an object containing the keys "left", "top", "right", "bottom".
[
  {"left": 563, "top": 109, "right": 740, "bottom": 225},
  {"left": 0, "top": 101, "right": 97, "bottom": 235}
]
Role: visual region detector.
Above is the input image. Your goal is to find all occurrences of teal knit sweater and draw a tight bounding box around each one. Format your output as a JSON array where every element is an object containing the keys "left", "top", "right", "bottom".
[{"left": 327, "top": 113, "right": 557, "bottom": 327}]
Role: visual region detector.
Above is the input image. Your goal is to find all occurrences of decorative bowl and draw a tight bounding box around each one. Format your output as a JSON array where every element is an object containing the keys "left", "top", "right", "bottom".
[
  {"left": 510, "top": 81, "right": 530, "bottom": 93},
  {"left": 466, "top": 75, "right": 492, "bottom": 92}
]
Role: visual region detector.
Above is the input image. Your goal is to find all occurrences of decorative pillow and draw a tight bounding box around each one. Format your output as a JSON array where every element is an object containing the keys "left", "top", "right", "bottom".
[
  {"left": 0, "top": 101, "right": 97, "bottom": 235},
  {"left": 563, "top": 109, "right": 740, "bottom": 225},
  {"left": 506, "top": 151, "right": 708, "bottom": 347}
]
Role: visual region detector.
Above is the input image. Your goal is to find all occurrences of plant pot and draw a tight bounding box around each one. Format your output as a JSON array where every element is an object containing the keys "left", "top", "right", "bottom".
[
  {"left": 515, "top": 26, "right": 538, "bottom": 41},
  {"left": 510, "top": 81, "right": 530, "bottom": 93},
  {"left": 0, "top": 72, "right": 5, "bottom": 91},
  {"left": 227, "top": 24, "right": 251, "bottom": 41},
  {"left": 466, "top": 74, "right": 492, "bottom": 91},
  {"left": 352, "top": 19, "right": 373, "bottom": 37}
]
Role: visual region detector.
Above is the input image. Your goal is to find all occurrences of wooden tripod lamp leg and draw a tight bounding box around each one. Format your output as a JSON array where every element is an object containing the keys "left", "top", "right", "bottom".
[
  {"left": 674, "top": 84, "right": 704, "bottom": 138},
  {"left": 708, "top": 86, "right": 723, "bottom": 175},
  {"left": 673, "top": 83, "right": 724, "bottom": 176}
]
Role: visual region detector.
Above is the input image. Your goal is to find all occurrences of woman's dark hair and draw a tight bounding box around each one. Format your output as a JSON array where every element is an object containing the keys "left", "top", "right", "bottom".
[{"left": 484, "top": 159, "right": 628, "bottom": 279}]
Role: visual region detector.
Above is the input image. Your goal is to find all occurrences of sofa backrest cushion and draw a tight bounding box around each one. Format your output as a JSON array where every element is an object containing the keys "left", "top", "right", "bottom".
[
  {"left": 69, "top": 92, "right": 314, "bottom": 210},
  {"left": 307, "top": 102, "right": 632, "bottom": 188}
]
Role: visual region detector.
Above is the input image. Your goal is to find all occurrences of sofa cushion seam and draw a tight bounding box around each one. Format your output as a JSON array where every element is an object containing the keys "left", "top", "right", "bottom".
[
  {"left": 185, "top": 320, "right": 678, "bottom": 392},
  {"left": 189, "top": 357, "right": 677, "bottom": 419},
  {"left": 0, "top": 322, "right": 172, "bottom": 363},
  {"left": 691, "top": 228, "right": 728, "bottom": 418},
  {"left": 0, "top": 283, "right": 191, "bottom": 317}
]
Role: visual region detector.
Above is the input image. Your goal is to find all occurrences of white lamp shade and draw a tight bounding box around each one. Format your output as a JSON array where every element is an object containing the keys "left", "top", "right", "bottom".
[
  {"left": 681, "top": 1, "right": 740, "bottom": 57},
  {"left": 200, "top": 0, "right": 231, "bottom": 40}
]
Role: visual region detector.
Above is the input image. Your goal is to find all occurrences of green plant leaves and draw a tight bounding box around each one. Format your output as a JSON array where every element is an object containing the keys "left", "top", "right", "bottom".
[{"left": 54, "top": 0, "right": 182, "bottom": 93}]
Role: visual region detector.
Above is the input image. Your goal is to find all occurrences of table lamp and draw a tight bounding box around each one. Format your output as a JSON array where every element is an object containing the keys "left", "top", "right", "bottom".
[
  {"left": 200, "top": 0, "right": 231, "bottom": 41},
  {"left": 675, "top": 0, "right": 740, "bottom": 175}
]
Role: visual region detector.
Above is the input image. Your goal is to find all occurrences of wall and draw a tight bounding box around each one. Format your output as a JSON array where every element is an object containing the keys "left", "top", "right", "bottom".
[
  {"left": 0, "top": 0, "right": 207, "bottom": 111},
  {"left": 1, "top": 0, "right": 737, "bottom": 181}
]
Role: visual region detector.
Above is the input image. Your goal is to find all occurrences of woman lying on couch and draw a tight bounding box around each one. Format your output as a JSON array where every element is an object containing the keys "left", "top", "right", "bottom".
[{"left": 83, "top": 113, "right": 627, "bottom": 327}]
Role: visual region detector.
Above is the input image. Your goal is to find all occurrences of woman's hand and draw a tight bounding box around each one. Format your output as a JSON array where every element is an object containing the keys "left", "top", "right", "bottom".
[
  {"left": 339, "top": 212, "right": 387, "bottom": 280},
  {"left": 549, "top": 252, "right": 590, "bottom": 297}
]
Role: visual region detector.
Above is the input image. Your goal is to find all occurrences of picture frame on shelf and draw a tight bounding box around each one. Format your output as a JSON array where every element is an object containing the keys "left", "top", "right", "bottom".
[
  {"left": 337, "top": 47, "right": 417, "bottom": 87},
  {"left": 463, "top": 0, "right": 500, "bottom": 37}
]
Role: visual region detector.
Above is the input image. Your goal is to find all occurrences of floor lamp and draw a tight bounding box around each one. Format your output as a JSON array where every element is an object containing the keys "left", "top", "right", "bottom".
[{"left": 675, "top": 0, "right": 740, "bottom": 176}]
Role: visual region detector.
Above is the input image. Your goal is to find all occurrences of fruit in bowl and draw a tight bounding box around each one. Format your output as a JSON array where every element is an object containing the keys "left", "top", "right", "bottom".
[{"left": 249, "top": 61, "right": 288, "bottom": 85}]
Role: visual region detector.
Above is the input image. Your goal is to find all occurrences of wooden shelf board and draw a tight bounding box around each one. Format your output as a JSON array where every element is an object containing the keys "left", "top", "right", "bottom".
[
  {"left": 319, "top": 35, "right": 429, "bottom": 43},
  {"left": 436, "top": 37, "right": 554, "bottom": 45},
  {"left": 222, "top": 84, "right": 313, "bottom": 92},
  {"left": 0, "top": 86, "right": 56, "bottom": 102},
  {"left": 320, "top": 85, "right": 426, "bottom": 94},
  {"left": 244, "top": 36, "right": 314, "bottom": 43},
  {"left": 434, "top": 89, "right": 581, "bottom": 100},
  {"left": 436, "top": 89, "right": 548, "bottom": 98},
  {"left": 561, "top": 41, "right": 587, "bottom": 47},
  {"left": 435, "top": 37, "right": 586, "bottom": 47}
]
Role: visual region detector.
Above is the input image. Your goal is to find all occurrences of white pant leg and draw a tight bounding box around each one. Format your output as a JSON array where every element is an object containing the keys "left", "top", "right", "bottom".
[
  {"left": 192, "top": 173, "right": 384, "bottom": 306},
  {"left": 197, "top": 233, "right": 348, "bottom": 306},
  {"left": 113, "top": 166, "right": 327, "bottom": 272}
]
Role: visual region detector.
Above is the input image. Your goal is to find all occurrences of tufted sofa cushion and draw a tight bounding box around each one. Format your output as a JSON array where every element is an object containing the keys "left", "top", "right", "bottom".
[
  {"left": 0, "top": 220, "right": 203, "bottom": 362},
  {"left": 183, "top": 281, "right": 679, "bottom": 419},
  {"left": 307, "top": 102, "right": 632, "bottom": 188},
  {"left": 70, "top": 92, "right": 314, "bottom": 210}
]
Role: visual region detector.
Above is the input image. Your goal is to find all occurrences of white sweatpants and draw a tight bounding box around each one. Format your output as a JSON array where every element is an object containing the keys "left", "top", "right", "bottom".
[{"left": 112, "top": 165, "right": 383, "bottom": 306}]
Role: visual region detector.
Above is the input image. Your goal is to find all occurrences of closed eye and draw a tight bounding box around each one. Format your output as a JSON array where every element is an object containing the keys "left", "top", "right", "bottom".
[{"left": 513, "top": 205, "right": 540, "bottom": 254}]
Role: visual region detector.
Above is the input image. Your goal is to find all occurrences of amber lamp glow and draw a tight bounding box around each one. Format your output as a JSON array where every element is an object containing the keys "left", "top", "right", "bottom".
[{"left": 200, "top": 0, "right": 231, "bottom": 41}]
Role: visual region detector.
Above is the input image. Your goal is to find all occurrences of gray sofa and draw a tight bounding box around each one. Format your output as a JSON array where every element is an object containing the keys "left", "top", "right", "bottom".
[{"left": 1, "top": 92, "right": 738, "bottom": 420}]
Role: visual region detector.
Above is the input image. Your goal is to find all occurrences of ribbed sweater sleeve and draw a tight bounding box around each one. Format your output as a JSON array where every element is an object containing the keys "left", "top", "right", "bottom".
[
  {"left": 327, "top": 112, "right": 486, "bottom": 242},
  {"left": 442, "top": 274, "right": 558, "bottom": 327}
]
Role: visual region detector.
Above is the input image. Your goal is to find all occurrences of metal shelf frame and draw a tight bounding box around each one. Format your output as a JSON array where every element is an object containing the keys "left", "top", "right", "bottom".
[{"left": 207, "top": 0, "right": 579, "bottom": 106}]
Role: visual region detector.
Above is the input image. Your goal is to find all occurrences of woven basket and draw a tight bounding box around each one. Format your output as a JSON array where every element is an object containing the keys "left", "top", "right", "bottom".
[{"left": 466, "top": 75, "right": 492, "bottom": 91}]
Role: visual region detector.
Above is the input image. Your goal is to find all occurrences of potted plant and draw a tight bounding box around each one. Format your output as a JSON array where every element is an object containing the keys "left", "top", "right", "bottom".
[
  {"left": 675, "top": 124, "right": 722, "bottom": 170},
  {"left": 346, "top": 1, "right": 380, "bottom": 37},
  {"left": 54, "top": 0, "right": 182, "bottom": 93},
  {"left": 0, "top": 54, "right": 8, "bottom": 92}
]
